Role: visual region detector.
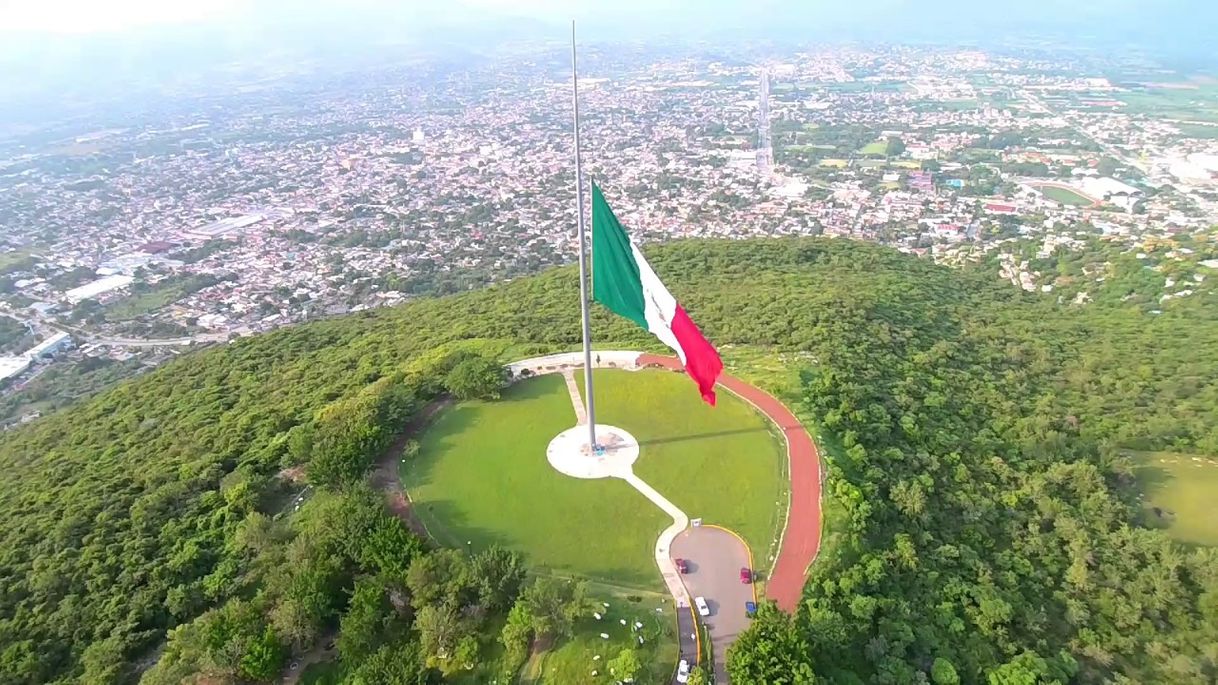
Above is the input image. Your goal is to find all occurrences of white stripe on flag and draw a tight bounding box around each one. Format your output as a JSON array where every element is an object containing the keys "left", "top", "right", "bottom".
[{"left": 629, "top": 243, "right": 685, "bottom": 362}]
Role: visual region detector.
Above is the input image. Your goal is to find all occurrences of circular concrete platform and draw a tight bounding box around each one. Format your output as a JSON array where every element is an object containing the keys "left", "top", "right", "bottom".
[{"left": 546, "top": 424, "right": 639, "bottom": 479}]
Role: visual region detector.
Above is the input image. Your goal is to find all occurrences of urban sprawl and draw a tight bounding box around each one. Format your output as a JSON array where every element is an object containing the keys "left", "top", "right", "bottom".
[{"left": 1, "top": 43, "right": 1216, "bottom": 424}]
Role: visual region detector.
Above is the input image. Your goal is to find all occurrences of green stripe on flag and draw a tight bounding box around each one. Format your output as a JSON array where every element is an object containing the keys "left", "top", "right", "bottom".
[{"left": 591, "top": 183, "right": 648, "bottom": 329}]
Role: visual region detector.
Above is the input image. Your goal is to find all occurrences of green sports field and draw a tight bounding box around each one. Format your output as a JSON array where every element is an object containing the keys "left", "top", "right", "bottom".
[
  {"left": 403, "top": 369, "right": 785, "bottom": 590},
  {"left": 1036, "top": 185, "right": 1094, "bottom": 207},
  {"left": 859, "top": 141, "right": 888, "bottom": 156},
  {"left": 1133, "top": 451, "right": 1218, "bottom": 546}
]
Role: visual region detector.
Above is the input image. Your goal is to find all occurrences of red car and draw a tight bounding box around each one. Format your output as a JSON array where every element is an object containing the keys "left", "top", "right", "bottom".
[
  {"left": 740, "top": 567, "right": 752, "bottom": 584},
  {"left": 675, "top": 558, "right": 690, "bottom": 574}
]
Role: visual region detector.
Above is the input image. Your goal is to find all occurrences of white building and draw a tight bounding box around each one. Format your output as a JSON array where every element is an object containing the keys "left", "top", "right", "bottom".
[
  {"left": 27, "top": 332, "right": 72, "bottom": 358},
  {"left": 0, "top": 356, "right": 30, "bottom": 383},
  {"left": 1078, "top": 176, "right": 1142, "bottom": 200},
  {"left": 64, "top": 275, "right": 135, "bottom": 303}
]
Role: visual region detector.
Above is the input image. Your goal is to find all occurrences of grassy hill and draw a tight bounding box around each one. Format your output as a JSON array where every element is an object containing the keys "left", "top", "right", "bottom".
[{"left": 0, "top": 238, "right": 1216, "bottom": 684}]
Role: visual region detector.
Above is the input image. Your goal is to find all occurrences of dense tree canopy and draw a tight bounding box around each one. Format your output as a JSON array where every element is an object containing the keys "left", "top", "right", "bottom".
[{"left": 0, "top": 237, "right": 1215, "bottom": 683}]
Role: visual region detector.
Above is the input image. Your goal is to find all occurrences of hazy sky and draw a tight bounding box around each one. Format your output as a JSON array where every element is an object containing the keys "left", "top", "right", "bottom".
[
  {"left": 1, "top": 0, "right": 573, "bottom": 33},
  {"left": 1, "top": 0, "right": 1215, "bottom": 65},
  {"left": 0, "top": 0, "right": 242, "bottom": 33},
  {"left": 3, "top": 0, "right": 1215, "bottom": 39}
]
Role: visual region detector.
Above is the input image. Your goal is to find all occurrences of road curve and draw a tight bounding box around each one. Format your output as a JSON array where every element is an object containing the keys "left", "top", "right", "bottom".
[{"left": 638, "top": 354, "right": 822, "bottom": 613}]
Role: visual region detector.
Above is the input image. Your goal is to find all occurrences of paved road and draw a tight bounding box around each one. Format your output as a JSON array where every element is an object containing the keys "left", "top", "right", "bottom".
[
  {"left": 672, "top": 527, "right": 755, "bottom": 684},
  {"left": 675, "top": 602, "right": 698, "bottom": 683},
  {"left": 89, "top": 333, "right": 229, "bottom": 347}
]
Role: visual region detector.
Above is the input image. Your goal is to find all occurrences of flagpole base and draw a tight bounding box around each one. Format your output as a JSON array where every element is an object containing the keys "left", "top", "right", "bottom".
[{"left": 546, "top": 424, "right": 638, "bottom": 479}]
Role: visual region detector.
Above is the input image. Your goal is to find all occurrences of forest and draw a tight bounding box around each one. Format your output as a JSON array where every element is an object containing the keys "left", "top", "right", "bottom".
[{"left": 0, "top": 237, "right": 1215, "bottom": 683}]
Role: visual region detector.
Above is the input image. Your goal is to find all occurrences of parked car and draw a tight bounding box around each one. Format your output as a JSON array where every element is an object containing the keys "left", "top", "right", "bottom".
[
  {"left": 674, "top": 558, "right": 689, "bottom": 574},
  {"left": 740, "top": 566, "right": 752, "bottom": 584},
  {"left": 695, "top": 596, "right": 710, "bottom": 617},
  {"left": 746, "top": 601, "right": 758, "bottom": 617},
  {"left": 676, "top": 659, "right": 691, "bottom": 683}
]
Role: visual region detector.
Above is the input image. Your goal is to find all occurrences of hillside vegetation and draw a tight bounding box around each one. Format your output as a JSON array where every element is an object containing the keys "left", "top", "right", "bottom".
[{"left": 0, "top": 238, "right": 1215, "bottom": 683}]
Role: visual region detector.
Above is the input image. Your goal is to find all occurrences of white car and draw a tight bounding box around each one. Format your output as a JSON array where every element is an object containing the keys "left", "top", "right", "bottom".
[
  {"left": 676, "top": 659, "right": 691, "bottom": 683},
  {"left": 694, "top": 596, "right": 710, "bottom": 617}
]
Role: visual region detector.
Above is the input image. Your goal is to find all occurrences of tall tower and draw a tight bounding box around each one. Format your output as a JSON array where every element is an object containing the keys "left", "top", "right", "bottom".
[{"left": 756, "top": 68, "right": 774, "bottom": 178}]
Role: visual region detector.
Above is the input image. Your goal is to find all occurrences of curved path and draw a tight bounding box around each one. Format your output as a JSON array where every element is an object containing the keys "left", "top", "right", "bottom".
[{"left": 638, "top": 353, "right": 822, "bottom": 613}]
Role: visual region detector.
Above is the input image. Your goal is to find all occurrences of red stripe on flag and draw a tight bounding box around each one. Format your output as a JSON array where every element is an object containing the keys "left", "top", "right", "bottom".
[{"left": 671, "top": 305, "right": 724, "bottom": 405}]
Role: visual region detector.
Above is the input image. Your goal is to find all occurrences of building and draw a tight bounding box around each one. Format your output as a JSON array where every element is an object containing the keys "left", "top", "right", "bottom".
[
  {"left": 27, "top": 332, "right": 72, "bottom": 358},
  {"left": 0, "top": 356, "right": 30, "bottom": 383},
  {"left": 65, "top": 275, "right": 135, "bottom": 303},
  {"left": 1078, "top": 176, "right": 1143, "bottom": 201},
  {"left": 984, "top": 203, "right": 1019, "bottom": 215},
  {"left": 139, "top": 240, "right": 178, "bottom": 254},
  {"left": 184, "top": 214, "right": 265, "bottom": 239}
]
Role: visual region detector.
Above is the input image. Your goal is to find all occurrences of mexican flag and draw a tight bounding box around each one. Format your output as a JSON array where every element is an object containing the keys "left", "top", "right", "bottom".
[{"left": 591, "top": 182, "right": 724, "bottom": 405}]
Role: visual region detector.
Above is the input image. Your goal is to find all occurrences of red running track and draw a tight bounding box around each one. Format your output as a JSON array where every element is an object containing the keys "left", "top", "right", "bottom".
[{"left": 637, "top": 354, "right": 822, "bottom": 613}]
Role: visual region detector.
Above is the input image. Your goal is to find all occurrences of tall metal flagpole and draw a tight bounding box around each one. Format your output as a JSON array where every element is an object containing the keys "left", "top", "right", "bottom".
[{"left": 571, "top": 20, "right": 598, "bottom": 451}]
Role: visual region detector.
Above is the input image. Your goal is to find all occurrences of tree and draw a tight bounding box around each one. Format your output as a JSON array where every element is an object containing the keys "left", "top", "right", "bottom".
[
  {"left": 519, "top": 577, "right": 590, "bottom": 641},
  {"left": 142, "top": 599, "right": 270, "bottom": 685},
  {"left": 415, "top": 603, "right": 464, "bottom": 668},
  {"left": 339, "top": 578, "right": 396, "bottom": 662},
  {"left": 358, "top": 515, "right": 425, "bottom": 579},
  {"left": 270, "top": 597, "right": 319, "bottom": 651},
  {"left": 79, "top": 635, "right": 128, "bottom": 685},
  {"left": 270, "top": 556, "right": 343, "bottom": 649},
  {"left": 451, "top": 635, "right": 479, "bottom": 674},
  {"left": 406, "top": 549, "right": 471, "bottom": 608},
  {"left": 727, "top": 603, "right": 817, "bottom": 684},
  {"left": 348, "top": 639, "right": 439, "bottom": 685},
  {"left": 500, "top": 601, "right": 534, "bottom": 669},
  {"left": 607, "top": 648, "right": 642, "bottom": 682},
  {"left": 470, "top": 545, "right": 527, "bottom": 611},
  {"left": 442, "top": 355, "right": 507, "bottom": 400},
  {"left": 687, "top": 665, "right": 710, "bottom": 685},
  {"left": 307, "top": 377, "right": 419, "bottom": 488},
  {"left": 239, "top": 628, "right": 286, "bottom": 682},
  {"left": 931, "top": 657, "right": 961, "bottom": 685}
]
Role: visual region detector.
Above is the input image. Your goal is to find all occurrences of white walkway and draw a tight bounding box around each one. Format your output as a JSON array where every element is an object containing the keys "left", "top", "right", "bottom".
[
  {"left": 530, "top": 351, "right": 692, "bottom": 610},
  {"left": 562, "top": 370, "right": 588, "bottom": 425},
  {"left": 625, "top": 472, "right": 692, "bottom": 609}
]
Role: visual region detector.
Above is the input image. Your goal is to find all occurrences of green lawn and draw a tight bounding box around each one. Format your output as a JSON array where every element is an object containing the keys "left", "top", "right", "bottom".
[
  {"left": 104, "top": 275, "right": 225, "bottom": 321},
  {"left": 1119, "top": 87, "right": 1218, "bottom": 123},
  {"left": 577, "top": 369, "right": 786, "bottom": 569},
  {"left": 0, "top": 250, "right": 36, "bottom": 275},
  {"left": 1133, "top": 451, "right": 1218, "bottom": 546},
  {"left": 1037, "top": 185, "right": 1094, "bottom": 207},
  {"left": 404, "top": 374, "right": 667, "bottom": 589},
  {"left": 104, "top": 284, "right": 193, "bottom": 321},
  {"left": 404, "top": 369, "right": 786, "bottom": 589},
  {"left": 522, "top": 595, "right": 677, "bottom": 685},
  {"left": 859, "top": 141, "right": 888, "bottom": 156}
]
